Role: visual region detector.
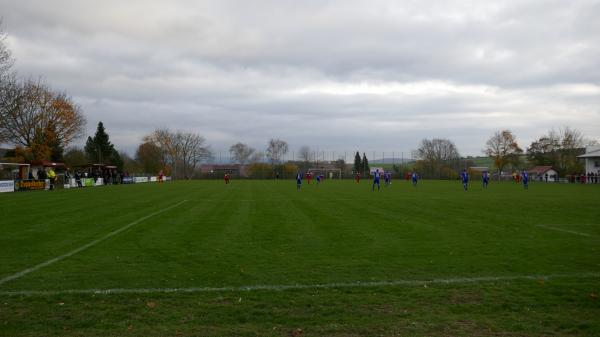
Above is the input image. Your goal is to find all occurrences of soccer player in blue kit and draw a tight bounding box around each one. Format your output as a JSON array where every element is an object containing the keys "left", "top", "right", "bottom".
[
  {"left": 372, "top": 169, "right": 381, "bottom": 191},
  {"left": 384, "top": 172, "right": 391, "bottom": 186},
  {"left": 296, "top": 172, "right": 302, "bottom": 191},
  {"left": 461, "top": 169, "right": 469, "bottom": 191},
  {"left": 482, "top": 171, "right": 489, "bottom": 189},
  {"left": 522, "top": 170, "right": 529, "bottom": 190},
  {"left": 411, "top": 171, "right": 418, "bottom": 186}
]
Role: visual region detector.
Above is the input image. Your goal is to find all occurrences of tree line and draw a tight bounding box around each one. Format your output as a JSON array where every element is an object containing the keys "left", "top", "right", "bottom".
[{"left": 411, "top": 127, "right": 595, "bottom": 179}]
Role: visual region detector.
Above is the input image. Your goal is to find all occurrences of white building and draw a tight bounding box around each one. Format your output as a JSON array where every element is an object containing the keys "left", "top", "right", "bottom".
[
  {"left": 528, "top": 166, "right": 558, "bottom": 182},
  {"left": 578, "top": 145, "right": 600, "bottom": 174}
]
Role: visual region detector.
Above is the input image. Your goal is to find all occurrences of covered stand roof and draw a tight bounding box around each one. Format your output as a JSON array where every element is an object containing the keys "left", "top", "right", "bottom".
[{"left": 29, "top": 160, "right": 66, "bottom": 168}]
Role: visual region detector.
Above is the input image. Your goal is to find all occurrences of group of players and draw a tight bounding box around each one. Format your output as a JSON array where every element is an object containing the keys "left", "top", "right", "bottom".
[
  {"left": 225, "top": 168, "right": 531, "bottom": 191},
  {"left": 460, "top": 169, "right": 528, "bottom": 190}
]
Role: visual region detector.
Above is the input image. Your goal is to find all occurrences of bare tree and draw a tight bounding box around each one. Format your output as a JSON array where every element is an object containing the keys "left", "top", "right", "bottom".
[
  {"left": 229, "top": 142, "right": 255, "bottom": 166},
  {"left": 178, "top": 131, "right": 211, "bottom": 179},
  {"left": 250, "top": 151, "right": 265, "bottom": 163},
  {"left": 555, "top": 127, "right": 586, "bottom": 175},
  {"left": 0, "top": 74, "right": 19, "bottom": 144},
  {"left": 266, "top": 138, "right": 288, "bottom": 164},
  {"left": 144, "top": 129, "right": 212, "bottom": 179},
  {"left": 298, "top": 145, "right": 313, "bottom": 169},
  {"left": 484, "top": 130, "right": 523, "bottom": 179},
  {"left": 527, "top": 126, "right": 591, "bottom": 176},
  {"left": 298, "top": 145, "right": 313, "bottom": 161},
  {"left": 145, "top": 128, "right": 180, "bottom": 176},
  {"left": 0, "top": 21, "right": 13, "bottom": 77},
  {"left": 0, "top": 79, "right": 86, "bottom": 151},
  {"left": 0, "top": 22, "right": 15, "bottom": 145},
  {"left": 413, "top": 138, "right": 460, "bottom": 178}
]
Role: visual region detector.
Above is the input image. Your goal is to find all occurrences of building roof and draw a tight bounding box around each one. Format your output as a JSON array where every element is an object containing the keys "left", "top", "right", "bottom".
[
  {"left": 528, "top": 166, "right": 556, "bottom": 175},
  {"left": 30, "top": 160, "right": 66, "bottom": 168},
  {"left": 469, "top": 166, "right": 489, "bottom": 172},
  {"left": 578, "top": 149, "right": 600, "bottom": 158},
  {"left": 200, "top": 164, "right": 242, "bottom": 173}
]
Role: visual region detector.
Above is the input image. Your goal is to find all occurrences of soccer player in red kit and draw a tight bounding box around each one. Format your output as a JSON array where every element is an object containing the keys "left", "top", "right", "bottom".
[
  {"left": 224, "top": 173, "right": 230, "bottom": 184},
  {"left": 355, "top": 172, "right": 360, "bottom": 183}
]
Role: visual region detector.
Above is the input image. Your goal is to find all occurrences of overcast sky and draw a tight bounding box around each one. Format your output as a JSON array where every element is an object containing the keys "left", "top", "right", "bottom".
[{"left": 2, "top": 0, "right": 599, "bottom": 158}]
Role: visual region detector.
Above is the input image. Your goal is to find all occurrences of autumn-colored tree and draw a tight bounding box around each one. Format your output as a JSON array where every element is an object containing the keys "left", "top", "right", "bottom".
[
  {"left": 484, "top": 130, "right": 523, "bottom": 179},
  {"left": 27, "top": 121, "right": 64, "bottom": 161},
  {"left": 136, "top": 142, "right": 163, "bottom": 174},
  {"left": 1, "top": 146, "right": 32, "bottom": 164},
  {"left": 0, "top": 80, "right": 86, "bottom": 153}
]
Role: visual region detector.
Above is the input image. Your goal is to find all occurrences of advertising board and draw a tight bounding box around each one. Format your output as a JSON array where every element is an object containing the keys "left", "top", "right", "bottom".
[
  {"left": 16, "top": 179, "right": 48, "bottom": 191},
  {"left": 0, "top": 180, "right": 14, "bottom": 193}
]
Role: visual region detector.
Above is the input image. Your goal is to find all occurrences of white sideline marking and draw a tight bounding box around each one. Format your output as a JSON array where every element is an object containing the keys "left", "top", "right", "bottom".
[
  {"left": 0, "top": 200, "right": 188, "bottom": 286},
  {"left": 0, "top": 272, "right": 597, "bottom": 296},
  {"left": 536, "top": 225, "right": 592, "bottom": 237}
]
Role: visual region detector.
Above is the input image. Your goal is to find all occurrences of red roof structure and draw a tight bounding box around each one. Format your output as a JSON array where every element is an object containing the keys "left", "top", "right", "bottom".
[
  {"left": 528, "top": 166, "right": 556, "bottom": 175},
  {"left": 29, "top": 160, "right": 66, "bottom": 169}
]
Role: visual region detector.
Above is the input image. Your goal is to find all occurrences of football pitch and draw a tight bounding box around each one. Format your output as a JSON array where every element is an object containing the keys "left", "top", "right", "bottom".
[{"left": 0, "top": 180, "right": 598, "bottom": 336}]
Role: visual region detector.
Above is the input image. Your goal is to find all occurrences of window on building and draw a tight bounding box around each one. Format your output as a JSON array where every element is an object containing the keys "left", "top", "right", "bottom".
[{"left": 595, "top": 160, "right": 600, "bottom": 167}]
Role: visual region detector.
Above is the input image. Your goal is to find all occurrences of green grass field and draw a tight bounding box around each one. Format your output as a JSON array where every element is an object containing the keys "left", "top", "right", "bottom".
[{"left": 0, "top": 180, "right": 599, "bottom": 336}]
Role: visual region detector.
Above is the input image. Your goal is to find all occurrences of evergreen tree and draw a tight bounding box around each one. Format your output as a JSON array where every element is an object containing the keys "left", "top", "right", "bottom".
[
  {"left": 85, "top": 122, "right": 114, "bottom": 164},
  {"left": 46, "top": 121, "right": 64, "bottom": 162},
  {"left": 111, "top": 148, "right": 123, "bottom": 171},
  {"left": 361, "top": 153, "right": 370, "bottom": 175},
  {"left": 84, "top": 136, "right": 97, "bottom": 162},
  {"left": 354, "top": 151, "right": 362, "bottom": 174}
]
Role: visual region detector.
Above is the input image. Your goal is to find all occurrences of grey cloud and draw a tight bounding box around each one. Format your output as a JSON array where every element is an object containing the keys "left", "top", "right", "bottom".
[{"left": 1, "top": 0, "right": 599, "bottom": 156}]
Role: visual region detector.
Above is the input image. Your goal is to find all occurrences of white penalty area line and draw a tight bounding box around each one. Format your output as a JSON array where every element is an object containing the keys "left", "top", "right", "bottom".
[
  {"left": 536, "top": 225, "right": 593, "bottom": 237},
  {"left": 0, "top": 200, "right": 188, "bottom": 287},
  {"left": 1, "top": 272, "right": 598, "bottom": 297}
]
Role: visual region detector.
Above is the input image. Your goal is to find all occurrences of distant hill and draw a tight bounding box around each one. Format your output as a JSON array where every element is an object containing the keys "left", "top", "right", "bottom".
[
  {"left": 467, "top": 156, "right": 494, "bottom": 167},
  {"left": 370, "top": 158, "right": 414, "bottom": 164}
]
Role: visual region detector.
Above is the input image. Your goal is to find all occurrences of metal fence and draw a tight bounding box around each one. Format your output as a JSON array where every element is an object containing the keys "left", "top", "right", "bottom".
[{"left": 206, "top": 150, "right": 416, "bottom": 166}]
